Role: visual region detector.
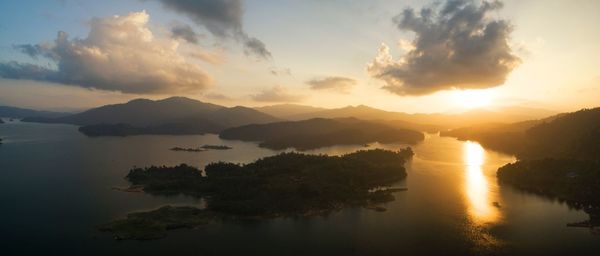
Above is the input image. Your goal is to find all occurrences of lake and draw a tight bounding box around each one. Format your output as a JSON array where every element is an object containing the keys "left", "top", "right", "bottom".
[{"left": 0, "top": 120, "right": 598, "bottom": 255}]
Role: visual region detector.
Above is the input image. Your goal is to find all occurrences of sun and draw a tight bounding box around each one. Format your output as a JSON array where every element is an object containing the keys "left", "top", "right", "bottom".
[{"left": 451, "top": 89, "right": 495, "bottom": 109}]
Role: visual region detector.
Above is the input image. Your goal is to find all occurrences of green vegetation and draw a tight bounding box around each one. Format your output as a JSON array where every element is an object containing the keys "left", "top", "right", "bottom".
[
  {"left": 98, "top": 206, "right": 214, "bottom": 240},
  {"left": 498, "top": 158, "right": 600, "bottom": 228},
  {"left": 498, "top": 159, "right": 600, "bottom": 205},
  {"left": 200, "top": 144, "right": 232, "bottom": 150},
  {"left": 168, "top": 145, "right": 232, "bottom": 152},
  {"left": 220, "top": 118, "right": 424, "bottom": 150},
  {"left": 102, "top": 148, "right": 413, "bottom": 239},
  {"left": 170, "top": 147, "right": 206, "bottom": 152}
]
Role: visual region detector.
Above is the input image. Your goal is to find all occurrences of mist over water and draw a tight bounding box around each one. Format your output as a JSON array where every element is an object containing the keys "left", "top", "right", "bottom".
[{"left": 0, "top": 121, "right": 597, "bottom": 255}]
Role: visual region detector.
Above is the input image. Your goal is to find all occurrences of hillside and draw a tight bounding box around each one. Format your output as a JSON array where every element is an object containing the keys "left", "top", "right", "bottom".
[
  {"left": 444, "top": 107, "right": 600, "bottom": 209},
  {"left": 0, "top": 106, "right": 69, "bottom": 119},
  {"left": 24, "top": 97, "right": 280, "bottom": 136},
  {"left": 442, "top": 108, "right": 600, "bottom": 160},
  {"left": 285, "top": 105, "right": 555, "bottom": 130},
  {"left": 220, "top": 118, "right": 424, "bottom": 150},
  {"left": 254, "top": 104, "right": 326, "bottom": 119}
]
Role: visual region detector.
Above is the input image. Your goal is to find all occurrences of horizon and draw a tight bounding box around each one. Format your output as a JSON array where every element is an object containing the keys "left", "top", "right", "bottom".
[{"left": 1, "top": 0, "right": 599, "bottom": 114}]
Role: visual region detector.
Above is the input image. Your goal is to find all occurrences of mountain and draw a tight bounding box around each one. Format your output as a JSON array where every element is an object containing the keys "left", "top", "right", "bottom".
[
  {"left": 286, "top": 105, "right": 556, "bottom": 130},
  {"left": 442, "top": 107, "right": 600, "bottom": 160},
  {"left": 254, "top": 104, "right": 326, "bottom": 119},
  {"left": 466, "top": 107, "right": 600, "bottom": 211},
  {"left": 0, "top": 106, "right": 69, "bottom": 119},
  {"left": 288, "top": 105, "right": 403, "bottom": 121},
  {"left": 219, "top": 117, "right": 424, "bottom": 150},
  {"left": 24, "top": 97, "right": 281, "bottom": 136}
]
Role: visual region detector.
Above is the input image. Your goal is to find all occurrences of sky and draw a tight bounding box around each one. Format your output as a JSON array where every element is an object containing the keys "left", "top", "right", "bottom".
[{"left": 0, "top": 0, "right": 599, "bottom": 113}]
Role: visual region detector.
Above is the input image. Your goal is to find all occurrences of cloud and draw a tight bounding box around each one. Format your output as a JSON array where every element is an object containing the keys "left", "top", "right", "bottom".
[
  {"left": 171, "top": 24, "right": 200, "bottom": 44},
  {"left": 1, "top": 11, "right": 212, "bottom": 94},
  {"left": 189, "top": 50, "right": 225, "bottom": 65},
  {"left": 153, "top": 0, "right": 271, "bottom": 59},
  {"left": 251, "top": 85, "right": 304, "bottom": 102},
  {"left": 203, "top": 92, "right": 231, "bottom": 100},
  {"left": 367, "top": 0, "right": 520, "bottom": 96},
  {"left": 307, "top": 76, "right": 356, "bottom": 93},
  {"left": 269, "top": 67, "right": 291, "bottom": 76}
]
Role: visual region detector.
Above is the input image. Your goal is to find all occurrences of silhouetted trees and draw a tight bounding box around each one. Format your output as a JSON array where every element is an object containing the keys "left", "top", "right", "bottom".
[{"left": 124, "top": 148, "right": 413, "bottom": 216}]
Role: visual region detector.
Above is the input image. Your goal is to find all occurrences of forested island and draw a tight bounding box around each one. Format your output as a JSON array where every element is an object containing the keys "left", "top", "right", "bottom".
[
  {"left": 100, "top": 148, "right": 414, "bottom": 240},
  {"left": 170, "top": 147, "right": 206, "bottom": 152},
  {"left": 220, "top": 118, "right": 424, "bottom": 150},
  {"left": 200, "top": 145, "right": 232, "bottom": 150},
  {"left": 169, "top": 145, "right": 232, "bottom": 152}
]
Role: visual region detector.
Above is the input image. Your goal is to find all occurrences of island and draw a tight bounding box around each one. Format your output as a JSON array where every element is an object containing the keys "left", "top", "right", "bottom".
[
  {"left": 169, "top": 147, "right": 206, "bottom": 152},
  {"left": 100, "top": 148, "right": 414, "bottom": 240},
  {"left": 200, "top": 144, "right": 232, "bottom": 150},
  {"left": 219, "top": 118, "right": 424, "bottom": 150}
]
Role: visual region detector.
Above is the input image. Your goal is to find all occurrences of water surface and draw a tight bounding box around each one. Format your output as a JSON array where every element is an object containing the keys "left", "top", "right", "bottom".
[{"left": 0, "top": 121, "right": 598, "bottom": 255}]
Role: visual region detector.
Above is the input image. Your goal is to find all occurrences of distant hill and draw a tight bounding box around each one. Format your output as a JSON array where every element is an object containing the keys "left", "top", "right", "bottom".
[
  {"left": 219, "top": 118, "right": 424, "bottom": 150},
  {"left": 254, "top": 104, "right": 326, "bottom": 119},
  {"left": 286, "top": 105, "right": 556, "bottom": 130},
  {"left": 0, "top": 106, "right": 69, "bottom": 119},
  {"left": 24, "top": 97, "right": 280, "bottom": 136},
  {"left": 442, "top": 107, "right": 600, "bottom": 160}
]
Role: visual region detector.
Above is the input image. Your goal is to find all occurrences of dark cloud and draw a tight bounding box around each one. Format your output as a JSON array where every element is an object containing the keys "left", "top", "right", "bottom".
[
  {"left": 154, "top": 0, "right": 271, "bottom": 59},
  {"left": 367, "top": 0, "right": 520, "bottom": 95},
  {"left": 307, "top": 76, "right": 356, "bottom": 93},
  {"left": 13, "top": 44, "right": 44, "bottom": 59},
  {"left": 0, "top": 61, "right": 58, "bottom": 81},
  {"left": 251, "top": 85, "right": 304, "bottom": 102},
  {"left": 0, "top": 11, "right": 212, "bottom": 94},
  {"left": 171, "top": 24, "right": 200, "bottom": 44},
  {"left": 244, "top": 36, "right": 271, "bottom": 59}
]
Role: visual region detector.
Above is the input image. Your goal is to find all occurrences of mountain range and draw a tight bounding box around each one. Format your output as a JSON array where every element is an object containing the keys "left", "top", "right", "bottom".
[
  {"left": 7, "top": 96, "right": 559, "bottom": 136},
  {"left": 22, "top": 97, "right": 280, "bottom": 136},
  {"left": 254, "top": 104, "right": 556, "bottom": 129}
]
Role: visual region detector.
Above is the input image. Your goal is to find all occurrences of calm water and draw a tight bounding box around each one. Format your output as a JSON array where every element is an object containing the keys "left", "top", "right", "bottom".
[{"left": 0, "top": 120, "right": 598, "bottom": 255}]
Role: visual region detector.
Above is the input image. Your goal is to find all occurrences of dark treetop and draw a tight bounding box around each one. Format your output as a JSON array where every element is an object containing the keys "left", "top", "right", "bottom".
[{"left": 100, "top": 148, "right": 413, "bottom": 240}]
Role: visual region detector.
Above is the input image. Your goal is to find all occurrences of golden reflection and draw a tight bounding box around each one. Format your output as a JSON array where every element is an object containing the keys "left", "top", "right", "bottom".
[{"left": 463, "top": 141, "right": 499, "bottom": 224}]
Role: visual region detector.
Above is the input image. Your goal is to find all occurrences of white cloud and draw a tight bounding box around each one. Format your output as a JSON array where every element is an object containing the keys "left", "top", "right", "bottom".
[{"left": 3, "top": 11, "right": 212, "bottom": 94}]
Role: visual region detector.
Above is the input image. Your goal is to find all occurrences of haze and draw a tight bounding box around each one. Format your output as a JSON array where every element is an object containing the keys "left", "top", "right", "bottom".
[{"left": 1, "top": 0, "right": 599, "bottom": 113}]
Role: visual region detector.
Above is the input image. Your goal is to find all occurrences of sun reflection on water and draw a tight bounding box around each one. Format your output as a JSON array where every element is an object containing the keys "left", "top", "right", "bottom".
[{"left": 463, "top": 141, "right": 499, "bottom": 224}]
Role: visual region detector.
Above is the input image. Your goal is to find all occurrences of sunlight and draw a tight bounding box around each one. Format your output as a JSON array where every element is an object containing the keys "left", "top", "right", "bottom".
[
  {"left": 452, "top": 90, "right": 495, "bottom": 109},
  {"left": 463, "top": 141, "right": 499, "bottom": 224}
]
